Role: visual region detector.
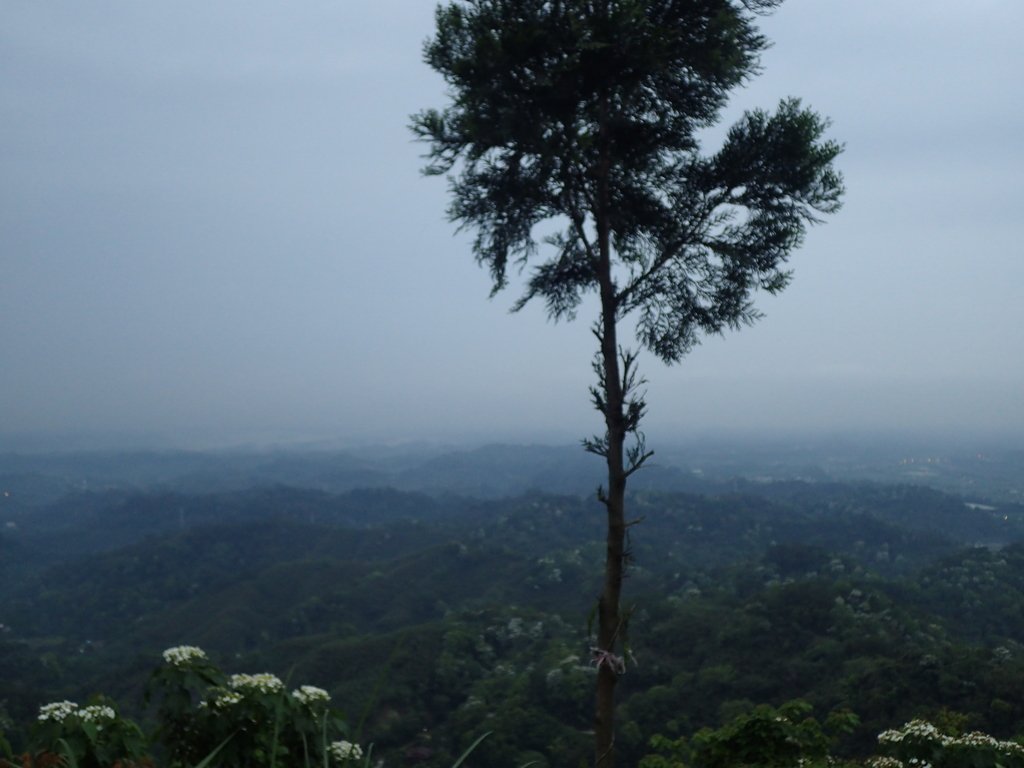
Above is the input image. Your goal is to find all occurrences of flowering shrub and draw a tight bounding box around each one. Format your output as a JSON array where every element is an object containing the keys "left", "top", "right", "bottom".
[
  {"left": 9, "top": 646, "right": 359, "bottom": 768},
  {"left": 146, "top": 646, "right": 355, "bottom": 768},
  {"left": 875, "top": 719, "right": 1024, "bottom": 768},
  {"left": 642, "top": 709, "right": 1024, "bottom": 768},
  {"left": 27, "top": 695, "right": 150, "bottom": 768}
]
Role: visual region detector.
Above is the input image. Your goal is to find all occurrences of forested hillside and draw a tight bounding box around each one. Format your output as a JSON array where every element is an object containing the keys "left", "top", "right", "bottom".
[{"left": 3, "top": 450, "right": 1024, "bottom": 766}]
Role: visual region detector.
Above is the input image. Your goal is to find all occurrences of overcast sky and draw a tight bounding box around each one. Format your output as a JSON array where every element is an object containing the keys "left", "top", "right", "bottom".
[{"left": 2, "top": 1, "right": 1022, "bottom": 449}]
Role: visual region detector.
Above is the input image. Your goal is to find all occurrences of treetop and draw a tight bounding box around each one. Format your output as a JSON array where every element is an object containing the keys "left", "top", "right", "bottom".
[{"left": 412, "top": 0, "right": 843, "bottom": 363}]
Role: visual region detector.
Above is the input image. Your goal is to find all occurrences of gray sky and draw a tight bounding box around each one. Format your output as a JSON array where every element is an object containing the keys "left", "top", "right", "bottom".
[{"left": 2, "top": 1, "right": 1022, "bottom": 449}]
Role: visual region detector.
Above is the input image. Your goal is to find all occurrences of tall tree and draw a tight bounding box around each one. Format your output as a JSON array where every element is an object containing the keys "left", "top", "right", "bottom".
[{"left": 411, "top": 2, "right": 843, "bottom": 765}]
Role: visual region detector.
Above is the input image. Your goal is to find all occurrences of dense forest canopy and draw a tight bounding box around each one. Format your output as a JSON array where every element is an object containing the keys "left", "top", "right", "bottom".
[{"left": 2, "top": 444, "right": 1024, "bottom": 766}]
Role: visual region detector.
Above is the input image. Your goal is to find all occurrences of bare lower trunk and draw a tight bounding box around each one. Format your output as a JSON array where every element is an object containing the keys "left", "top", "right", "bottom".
[{"left": 594, "top": 412, "right": 626, "bottom": 768}]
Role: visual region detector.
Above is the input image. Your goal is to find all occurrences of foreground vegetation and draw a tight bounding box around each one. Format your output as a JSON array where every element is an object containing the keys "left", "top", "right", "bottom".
[{"left": 10, "top": 655, "right": 1024, "bottom": 768}]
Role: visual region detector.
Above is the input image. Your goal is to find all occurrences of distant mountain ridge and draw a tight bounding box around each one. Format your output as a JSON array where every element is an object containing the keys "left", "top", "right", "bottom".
[{"left": 3, "top": 437, "right": 1020, "bottom": 506}]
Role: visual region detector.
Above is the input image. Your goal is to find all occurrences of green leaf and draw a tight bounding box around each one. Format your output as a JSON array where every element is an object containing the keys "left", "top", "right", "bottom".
[
  {"left": 56, "top": 738, "right": 80, "bottom": 768},
  {"left": 451, "top": 731, "right": 492, "bottom": 768},
  {"left": 192, "top": 733, "right": 235, "bottom": 768}
]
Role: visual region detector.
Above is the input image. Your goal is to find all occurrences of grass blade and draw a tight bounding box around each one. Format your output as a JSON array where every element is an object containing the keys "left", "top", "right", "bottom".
[{"left": 450, "top": 731, "right": 491, "bottom": 768}]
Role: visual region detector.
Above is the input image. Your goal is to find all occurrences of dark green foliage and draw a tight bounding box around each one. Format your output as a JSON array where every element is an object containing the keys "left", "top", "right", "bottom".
[
  {"left": 413, "top": 0, "right": 842, "bottom": 358},
  {"left": 911, "top": 543, "right": 1024, "bottom": 642},
  {"left": 690, "top": 700, "right": 848, "bottom": 768},
  {"left": 8, "top": 480, "right": 1024, "bottom": 765},
  {"left": 640, "top": 701, "right": 858, "bottom": 768}
]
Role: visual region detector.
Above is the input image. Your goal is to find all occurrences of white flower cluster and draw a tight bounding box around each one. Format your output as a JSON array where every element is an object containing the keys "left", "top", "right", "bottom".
[
  {"left": 162, "top": 645, "right": 208, "bottom": 667},
  {"left": 878, "top": 720, "right": 948, "bottom": 745},
  {"left": 330, "top": 740, "right": 363, "bottom": 762},
  {"left": 878, "top": 721, "right": 1024, "bottom": 762},
  {"left": 37, "top": 700, "right": 116, "bottom": 725},
  {"left": 292, "top": 685, "right": 331, "bottom": 705},
  {"left": 867, "top": 757, "right": 904, "bottom": 768},
  {"left": 79, "top": 704, "right": 116, "bottom": 722},
  {"left": 953, "top": 731, "right": 1024, "bottom": 755},
  {"left": 211, "top": 691, "right": 244, "bottom": 708},
  {"left": 38, "top": 701, "right": 78, "bottom": 723},
  {"left": 229, "top": 672, "right": 284, "bottom": 694}
]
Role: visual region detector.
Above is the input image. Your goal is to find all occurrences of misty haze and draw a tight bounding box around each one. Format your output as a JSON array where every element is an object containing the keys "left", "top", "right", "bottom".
[{"left": 1, "top": 2, "right": 1023, "bottom": 767}]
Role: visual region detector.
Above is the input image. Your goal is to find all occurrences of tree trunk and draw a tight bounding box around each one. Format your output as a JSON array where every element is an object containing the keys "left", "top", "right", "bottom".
[{"left": 593, "top": 153, "right": 626, "bottom": 768}]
